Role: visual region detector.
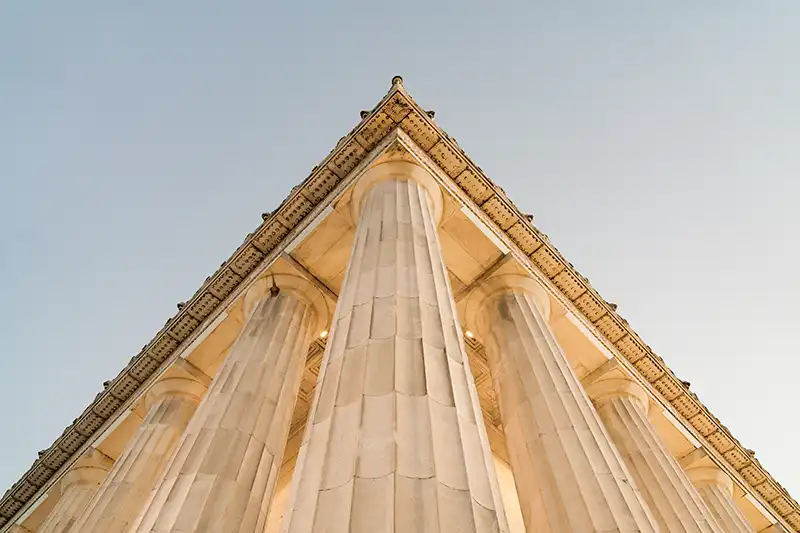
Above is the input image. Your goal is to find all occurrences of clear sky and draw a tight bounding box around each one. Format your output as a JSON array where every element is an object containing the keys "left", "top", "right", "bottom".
[{"left": 1, "top": 0, "right": 798, "bottom": 505}]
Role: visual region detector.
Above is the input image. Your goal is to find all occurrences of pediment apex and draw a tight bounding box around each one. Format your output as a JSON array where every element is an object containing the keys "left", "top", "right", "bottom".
[{"left": 4, "top": 77, "right": 799, "bottom": 533}]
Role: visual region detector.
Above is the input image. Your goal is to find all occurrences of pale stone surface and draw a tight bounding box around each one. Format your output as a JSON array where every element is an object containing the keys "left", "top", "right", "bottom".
[
  {"left": 469, "top": 276, "right": 659, "bottom": 533},
  {"left": 69, "top": 377, "right": 205, "bottom": 533},
  {"left": 38, "top": 449, "right": 112, "bottom": 533},
  {"left": 281, "top": 164, "right": 508, "bottom": 533},
  {"left": 492, "top": 455, "right": 525, "bottom": 533},
  {"left": 588, "top": 376, "right": 723, "bottom": 532},
  {"left": 686, "top": 466, "right": 755, "bottom": 532},
  {"left": 131, "top": 288, "right": 317, "bottom": 533}
]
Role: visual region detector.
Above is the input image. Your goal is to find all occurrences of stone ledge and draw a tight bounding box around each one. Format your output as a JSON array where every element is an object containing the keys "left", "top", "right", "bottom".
[{"left": 2, "top": 79, "right": 797, "bottom": 532}]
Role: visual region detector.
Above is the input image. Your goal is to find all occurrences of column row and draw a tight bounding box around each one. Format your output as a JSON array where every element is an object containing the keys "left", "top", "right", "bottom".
[
  {"left": 467, "top": 273, "right": 755, "bottom": 533},
  {"left": 29, "top": 160, "right": 758, "bottom": 533}
]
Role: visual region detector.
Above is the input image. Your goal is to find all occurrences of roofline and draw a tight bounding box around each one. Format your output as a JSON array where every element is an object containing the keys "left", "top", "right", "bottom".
[{"left": 2, "top": 78, "right": 797, "bottom": 531}]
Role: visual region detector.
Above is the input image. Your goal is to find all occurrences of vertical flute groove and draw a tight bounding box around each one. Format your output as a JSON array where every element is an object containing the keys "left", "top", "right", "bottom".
[
  {"left": 131, "top": 291, "right": 315, "bottom": 533},
  {"left": 282, "top": 176, "right": 507, "bottom": 533},
  {"left": 480, "top": 290, "right": 659, "bottom": 533},
  {"left": 596, "top": 395, "right": 724, "bottom": 533}
]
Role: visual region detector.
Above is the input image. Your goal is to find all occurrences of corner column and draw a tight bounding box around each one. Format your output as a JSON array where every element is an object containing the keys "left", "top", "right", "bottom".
[
  {"left": 132, "top": 275, "right": 327, "bottom": 533},
  {"left": 586, "top": 373, "right": 723, "bottom": 532},
  {"left": 70, "top": 376, "right": 206, "bottom": 533},
  {"left": 465, "top": 275, "right": 659, "bottom": 533},
  {"left": 38, "top": 449, "right": 112, "bottom": 533},
  {"left": 282, "top": 162, "right": 508, "bottom": 533},
  {"left": 685, "top": 466, "right": 755, "bottom": 532}
]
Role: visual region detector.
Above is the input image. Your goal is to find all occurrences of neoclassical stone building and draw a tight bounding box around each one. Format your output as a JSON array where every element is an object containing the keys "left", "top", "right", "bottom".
[{"left": 2, "top": 78, "right": 797, "bottom": 533}]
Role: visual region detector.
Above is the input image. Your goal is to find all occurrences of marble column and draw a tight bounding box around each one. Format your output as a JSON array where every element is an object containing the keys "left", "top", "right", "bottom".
[
  {"left": 281, "top": 162, "right": 508, "bottom": 533},
  {"left": 587, "top": 375, "right": 723, "bottom": 532},
  {"left": 465, "top": 275, "right": 659, "bottom": 533},
  {"left": 685, "top": 466, "right": 755, "bottom": 532},
  {"left": 38, "top": 449, "right": 113, "bottom": 533},
  {"left": 70, "top": 377, "right": 206, "bottom": 533},
  {"left": 131, "top": 275, "right": 326, "bottom": 533}
]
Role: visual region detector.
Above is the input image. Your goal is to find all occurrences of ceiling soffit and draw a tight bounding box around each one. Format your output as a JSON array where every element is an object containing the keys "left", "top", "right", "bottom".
[{"left": 1, "top": 78, "right": 797, "bottom": 532}]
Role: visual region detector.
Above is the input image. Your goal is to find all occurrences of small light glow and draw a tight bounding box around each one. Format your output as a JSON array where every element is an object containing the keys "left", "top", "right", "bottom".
[
  {"left": 465, "top": 330, "right": 474, "bottom": 339},
  {"left": 320, "top": 330, "right": 329, "bottom": 339}
]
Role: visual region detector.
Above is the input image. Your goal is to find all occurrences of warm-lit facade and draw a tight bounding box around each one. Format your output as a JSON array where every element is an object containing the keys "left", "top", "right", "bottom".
[{"left": 2, "top": 78, "right": 797, "bottom": 533}]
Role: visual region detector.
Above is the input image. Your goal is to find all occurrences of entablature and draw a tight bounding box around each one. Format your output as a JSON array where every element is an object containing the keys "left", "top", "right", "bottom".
[{"left": 1, "top": 77, "right": 796, "bottom": 532}]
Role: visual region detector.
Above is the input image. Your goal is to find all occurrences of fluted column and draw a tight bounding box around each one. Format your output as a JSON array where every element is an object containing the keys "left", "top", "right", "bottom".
[
  {"left": 70, "top": 377, "right": 205, "bottom": 533},
  {"left": 465, "top": 275, "right": 659, "bottom": 533},
  {"left": 685, "top": 466, "right": 755, "bottom": 532},
  {"left": 587, "top": 376, "right": 722, "bottom": 532},
  {"left": 132, "top": 275, "right": 326, "bottom": 533},
  {"left": 39, "top": 449, "right": 112, "bottom": 533},
  {"left": 281, "top": 161, "right": 508, "bottom": 533}
]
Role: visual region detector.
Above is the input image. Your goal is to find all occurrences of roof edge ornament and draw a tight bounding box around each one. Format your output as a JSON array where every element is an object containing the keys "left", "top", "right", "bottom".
[{"left": 3, "top": 77, "right": 798, "bottom": 533}]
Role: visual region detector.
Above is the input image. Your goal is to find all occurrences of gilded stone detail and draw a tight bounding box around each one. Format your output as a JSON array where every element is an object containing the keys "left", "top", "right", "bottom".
[
  {"left": 330, "top": 139, "right": 366, "bottom": 178},
  {"left": 253, "top": 219, "right": 290, "bottom": 254},
  {"left": 454, "top": 167, "right": 493, "bottom": 204},
  {"left": 530, "top": 246, "right": 565, "bottom": 277},
  {"left": 303, "top": 169, "right": 341, "bottom": 204},
  {"left": 480, "top": 196, "right": 517, "bottom": 231},
  {"left": 355, "top": 111, "right": 394, "bottom": 150},
  {"left": 399, "top": 112, "right": 439, "bottom": 151},
  {"left": 382, "top": 92, "right": 412, "bottom": 122},
  {"left": 230, "top": 245, "right": 266, "bottom": 277},
  {"left": 505, "top": 221, "right": 542, "bottom": 256},
  {"left": 429, "top": 140, "right": 467, "bottom": 177}
]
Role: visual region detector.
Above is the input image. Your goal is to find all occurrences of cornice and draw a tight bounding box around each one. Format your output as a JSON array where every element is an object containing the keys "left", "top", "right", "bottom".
[{"left": 1, "top": 78, "right": 797, "bottom": 532}]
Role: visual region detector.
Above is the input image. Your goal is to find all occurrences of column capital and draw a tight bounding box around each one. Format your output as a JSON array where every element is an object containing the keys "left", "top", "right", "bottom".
[
  {"left": 60, "top": 463, "right": 110, "bottom": 492},
  {"left": 685, "top": 465, "right": 735, "bottom": 496},
  {"left": 144, "top": 376, "right": 205, "bottom": 411},
  {"left": 463, "top": 274, "right": 551, "bottom": 341},
  {"left": 351, "top": 160, "right": 443, "bottom": 224},
  {"left": 583, "top": 360, "right": 651, "bottom": 415},
  {"left": 243, "top": 273, "right": 331, "bottom": 334}
]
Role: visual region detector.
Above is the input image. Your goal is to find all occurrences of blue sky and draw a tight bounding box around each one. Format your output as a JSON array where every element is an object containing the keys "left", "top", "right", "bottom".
[{"left": 1, "top": 0, "right": 798, "bottom": 502}]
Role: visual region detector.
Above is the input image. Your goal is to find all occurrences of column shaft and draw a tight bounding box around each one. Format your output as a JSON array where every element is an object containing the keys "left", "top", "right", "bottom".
[
  {"left": 686, "top": 467, "right": 755, "bottom": 532},
  {"left": 70, "top": 379, "right": 203, "bottom": 533},
  {"left": 39, "top": 462, "right": 110, "bottom": 533},
  {"left": 478, "top": 289, "right": 658, "bottom": 532},
  {"left": 697, "top": 484, "right": 754, "bottom": 532},
  {"left": 282, "top": 176, "right": 507, "bottom": 533},
  {"left": 595, "top": 395, "right": 722, "bottom": 532},
  {"left": 132, "top": 290, "right": 316, "bottom": 533}
]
